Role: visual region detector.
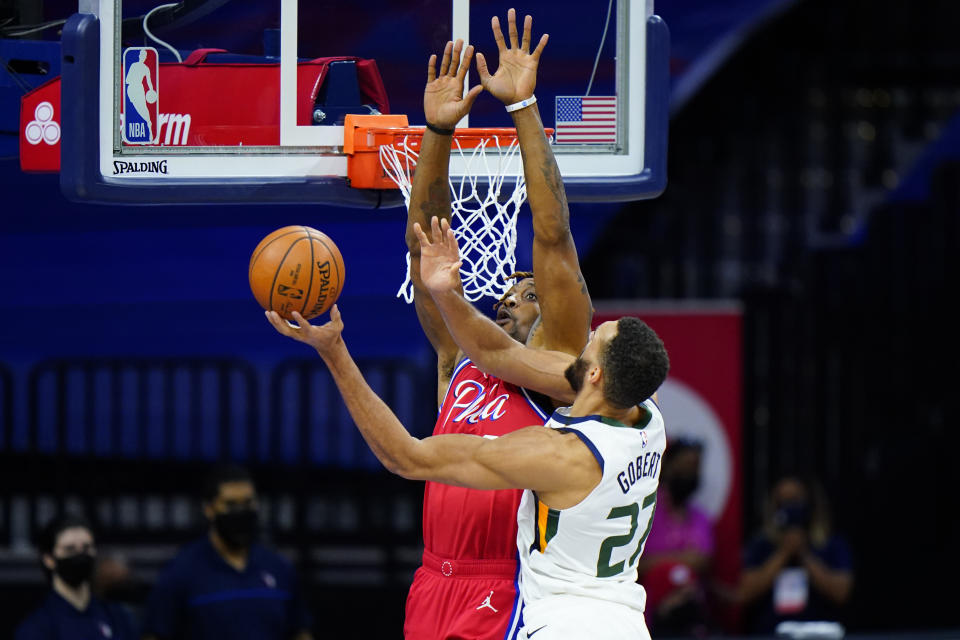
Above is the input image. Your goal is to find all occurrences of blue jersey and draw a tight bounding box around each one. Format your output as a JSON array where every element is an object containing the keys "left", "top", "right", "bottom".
[
  {"left": 15, "top": 591, "right": 137, "bottom": 640},
  {"left": 142, "top": 537, "right": 312, "bottom": 640}
]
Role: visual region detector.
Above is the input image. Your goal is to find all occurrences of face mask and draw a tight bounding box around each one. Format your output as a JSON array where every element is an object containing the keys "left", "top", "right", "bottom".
[
  {"left": 775, "top": 501, "right": 811, "bottom": 530},
  {"left": 668, "top": 474, "right": 700, "bottom": 504},
  {"left": 213, "top": 508, "right": 259, "bottom": 549},
  {"left": 54, "top": 553, "right": 95, "bottom": 588}
]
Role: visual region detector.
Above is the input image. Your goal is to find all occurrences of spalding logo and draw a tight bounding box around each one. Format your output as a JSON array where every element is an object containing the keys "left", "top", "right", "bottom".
[{"left": 307, "top": 261, "right": 337, "bottom": 317}]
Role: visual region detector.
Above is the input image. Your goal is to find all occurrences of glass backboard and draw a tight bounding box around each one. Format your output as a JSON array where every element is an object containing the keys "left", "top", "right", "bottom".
[{"left": 56, "top": 0, "right": 668, "bottom": 205}]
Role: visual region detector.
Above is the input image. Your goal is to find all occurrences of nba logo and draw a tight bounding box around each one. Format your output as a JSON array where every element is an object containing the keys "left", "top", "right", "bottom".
[{"left": 122, "top": 47, "right": 159, "bottom": 144}]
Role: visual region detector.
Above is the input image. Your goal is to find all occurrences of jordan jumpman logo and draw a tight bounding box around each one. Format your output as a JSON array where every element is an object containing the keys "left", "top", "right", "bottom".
[{"left": 476, "top": 590, "right": 498, "bottom": 612}]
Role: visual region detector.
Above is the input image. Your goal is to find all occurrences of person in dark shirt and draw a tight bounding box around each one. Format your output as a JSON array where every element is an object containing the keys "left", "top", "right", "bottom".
[
  {"left": 142, "top": 465, "right": 313, "bottom": 640},
  {"left": 15, "top": 514, "right": 137, "bottom": 640},
  {"left": 738, "top": 475, "right": 854, "bottom": 633}
]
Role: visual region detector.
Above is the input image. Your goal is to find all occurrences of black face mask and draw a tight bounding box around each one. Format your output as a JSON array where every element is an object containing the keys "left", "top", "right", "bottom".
[
  {"left": 668, "top": 474, "right": 700, "bottom": 505},
  {"left": 54, "top": 553, "right": 95, "bottom": 588},
  {"left": 213, "top": 508, "right": 259, "bottom": 549},
  {"left": 775, "top": 501, "right": 811, "bottom": 530}
]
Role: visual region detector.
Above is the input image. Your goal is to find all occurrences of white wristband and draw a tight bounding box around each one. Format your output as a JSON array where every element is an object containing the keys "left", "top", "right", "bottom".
[{"left": 505, "top": 95, "right": 537, "bottom": 113}]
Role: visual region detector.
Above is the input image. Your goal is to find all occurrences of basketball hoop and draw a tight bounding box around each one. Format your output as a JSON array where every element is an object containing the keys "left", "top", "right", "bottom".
[{"left": 344, "top": 114, "right": 553, "bottom": 303}]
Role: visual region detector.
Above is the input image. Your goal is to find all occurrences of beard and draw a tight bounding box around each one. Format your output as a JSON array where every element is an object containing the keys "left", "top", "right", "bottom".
[{"left": 564, "top": 357, "right": 589, "bottom": 393}]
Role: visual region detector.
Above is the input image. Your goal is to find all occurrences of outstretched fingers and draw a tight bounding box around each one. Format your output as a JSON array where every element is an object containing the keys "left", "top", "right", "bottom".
[
  {"left": 462, "top": 84, "right": 484, "bottom": 112},
  {"left": 427, "top": 53, "right": 437, "bottom": 83},
  {"left": 290, "top": 311, "right": 309, "bottom": 329},
  {"left": 265, "top": 310, "right": 283, "bottom": 333},
  {"left": 455, "top": 44, "right": 474, "bottom": 83},
  {"left": 507, "top": 8, "right": 519, "bottom": 50},
  {"left": 266, "top": 306, "right": 343, "bottom": 349},
  {"left": 491, "top": 16, "right": 507, "bottom": 53},
  {"left": 438, "top": 40, "right": 453, "bottom": 76},
  {"left": 520, "top": 14, "right": 532, "bottom": 52},
  {"left": 265, "top": 310, "right": 295, "bottom": 335},
  {"left": 326, "top": 304, "right": 344, "bottom": 332},
  {"left": 429, "top": 216, "right": 444, "bottom": 243},
  {"left": 437, "top": 218, "right": 459, "bottom": 255},
  {"left": 418, "top": 216, "right": 462, "bottom": 258},
  {"left": 442, "top": 220, "right": 463, "bottom": 272},
  {"left": 475, "top": 52, "right": 491, "bottom": 84},
  {"left": 449, "top": 39, "right": 464, "bottom": 78},
  {"left": 442, "top": 219, "right": 457, "bottom": 251},
  {"left": 413, "top": 221, "right": 433, "bottom": 249},
  {"left": 532, "top": 33, "right": 548, "bottom": 60}
]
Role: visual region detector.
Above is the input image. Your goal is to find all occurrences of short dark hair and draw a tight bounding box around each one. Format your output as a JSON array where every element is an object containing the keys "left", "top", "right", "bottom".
[
  {"left": 600, "top": 317, "right": 669, "bottom": 409},
  {"left": 201, "top": 464, "right": 254, "bottom": 503},
  {"left": 37, "top": 513, "right": 94, "bottom": 556}
]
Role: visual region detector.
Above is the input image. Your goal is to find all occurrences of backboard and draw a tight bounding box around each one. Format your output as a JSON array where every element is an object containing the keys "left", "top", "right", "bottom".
[{"left": 55, "top": 0, "right": 668, "bottom": 206}]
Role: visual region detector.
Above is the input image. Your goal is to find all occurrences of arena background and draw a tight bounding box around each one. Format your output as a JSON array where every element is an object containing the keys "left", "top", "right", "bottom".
[{"left": 1, "top": 0, "right": 957, "bottom": 637}]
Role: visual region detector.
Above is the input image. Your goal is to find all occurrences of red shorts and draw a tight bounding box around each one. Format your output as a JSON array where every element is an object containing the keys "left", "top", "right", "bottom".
[{"left": 404, "top": 550, "right": 523, "bottom": 640}]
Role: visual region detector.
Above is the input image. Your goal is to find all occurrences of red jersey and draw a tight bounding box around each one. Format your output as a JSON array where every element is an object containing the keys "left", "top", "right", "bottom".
[
  {"left": 422, "top": 357, "right": 551, "bottom": 560},
  {"left": 406, "top": 358, "right": 551, "bottom": 640}
]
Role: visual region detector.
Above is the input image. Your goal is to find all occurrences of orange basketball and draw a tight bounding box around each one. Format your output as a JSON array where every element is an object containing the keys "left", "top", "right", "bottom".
[{"left": 249, "top": 225, "right": 345, "bottom": 321}]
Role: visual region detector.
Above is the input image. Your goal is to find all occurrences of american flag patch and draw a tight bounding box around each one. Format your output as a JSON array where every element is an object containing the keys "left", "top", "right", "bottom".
[{"left": 555, "top": 96, "right": 617, "bottom": 144}]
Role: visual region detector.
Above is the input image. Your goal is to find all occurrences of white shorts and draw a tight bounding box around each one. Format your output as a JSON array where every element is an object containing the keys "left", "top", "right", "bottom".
[{"left": 518, "top": 595, "right": 650, "bottom": 640}]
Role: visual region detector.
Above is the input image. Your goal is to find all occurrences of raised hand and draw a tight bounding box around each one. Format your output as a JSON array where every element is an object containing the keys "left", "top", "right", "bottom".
[
  {"left": 476, "top": 9, "right": 548, "bottom": 105},
  {"left": 424, "top": 39, "right": 484, "bottom": 129},
  {"left": 415, "top": 216, "right": 463, "bottom": 295},
  {"left": 265, "top": 306, "right": 345, "bottom": 358}
]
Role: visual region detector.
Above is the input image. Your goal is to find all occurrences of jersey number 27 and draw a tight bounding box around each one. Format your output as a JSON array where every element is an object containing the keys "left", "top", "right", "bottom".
[{"left": 596, "top": 490, "right": 657, "bottom": 578}]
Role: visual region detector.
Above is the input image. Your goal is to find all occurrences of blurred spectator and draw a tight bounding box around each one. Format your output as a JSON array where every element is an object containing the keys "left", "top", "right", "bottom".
[
  {"left": 94, "top": 554, "right": 133, "bottom": 597},
  {"left": 142, "top": 465, "right": 314, "bottom": 640},
  {"left": 637, "top": 437, "right": 713, "bottom": 637},
  {"left": 15, "top": 514, "right": 138, "bottom": 640},
  {"left": 93, "top": 552, "right": 147, "bottom": 601},
  {"left": 738, "top": 475, "right": 853, "bottom": 633}
]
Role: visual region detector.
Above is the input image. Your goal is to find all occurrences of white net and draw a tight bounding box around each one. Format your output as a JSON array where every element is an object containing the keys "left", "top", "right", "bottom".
[{"left": 379, "top": 132, "right": 528, "bottom": 303}]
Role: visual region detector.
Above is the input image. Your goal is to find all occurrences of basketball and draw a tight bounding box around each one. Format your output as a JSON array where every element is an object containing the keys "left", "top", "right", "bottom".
[
  {"left": 145, "top": 89, "right": 157, "bottom": 104},
  {"left": 249, "top": 225, "right": 345, "bottom": 321}
]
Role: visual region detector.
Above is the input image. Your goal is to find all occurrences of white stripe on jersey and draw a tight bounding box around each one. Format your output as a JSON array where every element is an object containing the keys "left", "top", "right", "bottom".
[
  {"left": 439, "top": 357, "right": 551, "bottom": 423},
  {"left": 519, "top": 386, "right": 551, "bottom": 422},
  {"left": 516, "top": 400, "right": 666, "bottom": 617}
]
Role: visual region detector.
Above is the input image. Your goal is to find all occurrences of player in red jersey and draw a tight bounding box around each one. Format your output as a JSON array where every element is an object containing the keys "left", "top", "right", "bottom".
[
  {"left": 397, "top": 10, "right": 592, "bottom": 640},
  {"left": 268, "top": 11, "right": 590, "bottom": 640}
]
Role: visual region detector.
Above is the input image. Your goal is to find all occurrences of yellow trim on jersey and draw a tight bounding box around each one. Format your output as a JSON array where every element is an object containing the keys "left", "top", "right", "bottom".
[
  {"left": 537, "top": 499, "right": 549, "bottom": 552},
  {"left": 536, "top": 499, "right": 561, "bottom": 552}
]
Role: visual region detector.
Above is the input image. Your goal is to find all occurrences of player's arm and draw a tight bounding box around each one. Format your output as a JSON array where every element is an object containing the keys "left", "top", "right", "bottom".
[
  {"left": 265, "top": 307, "right": 593, "bottom": 496},
  {"left": 397, "top": 425, "right": 601, "bottom": 502},
  {"left": 476, "top": 10, "right": 592, "bottom": 355},
  {"left": 405, "top": 40, "right": 483, "bottom": 406},
  {"left": 415, "top": 217, "right": 577, "bottom": 403}
]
